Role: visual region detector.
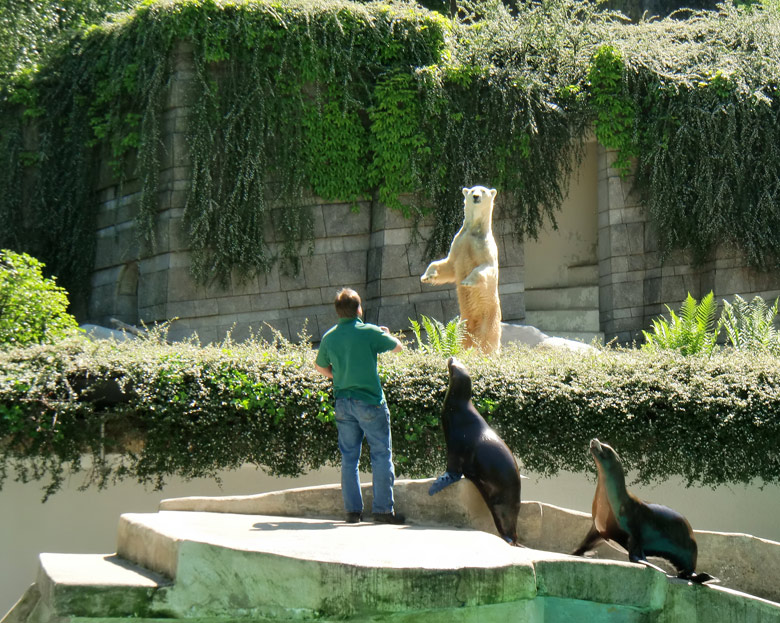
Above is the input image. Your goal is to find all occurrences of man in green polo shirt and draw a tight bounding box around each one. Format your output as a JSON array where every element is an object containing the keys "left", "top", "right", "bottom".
[{"left": 314, "top": 287, "right": 405, "bottom": 524}]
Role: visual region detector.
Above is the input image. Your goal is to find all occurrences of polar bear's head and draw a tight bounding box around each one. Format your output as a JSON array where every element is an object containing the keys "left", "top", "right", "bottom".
[{"left": 462, "top": 186, "right": 497, "bottom": 227}]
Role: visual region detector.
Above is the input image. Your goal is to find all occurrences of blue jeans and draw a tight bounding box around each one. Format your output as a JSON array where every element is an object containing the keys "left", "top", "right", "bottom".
[{"left": 335, "top": 397, "right": 396, "bottom": 515}]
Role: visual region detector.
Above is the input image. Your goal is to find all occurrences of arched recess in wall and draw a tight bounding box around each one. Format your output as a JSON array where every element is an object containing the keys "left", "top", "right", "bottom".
[
  {"left": 115, "top": 261, "right": 139, "bottom": 326},
  {"left": 522, "top": 138, "right": 601, "bottom": 342}
]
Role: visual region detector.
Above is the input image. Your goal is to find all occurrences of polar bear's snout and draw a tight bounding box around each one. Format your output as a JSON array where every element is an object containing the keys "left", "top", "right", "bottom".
[{"left": 472, "top": 192, "right": 482, "bottom": 203}]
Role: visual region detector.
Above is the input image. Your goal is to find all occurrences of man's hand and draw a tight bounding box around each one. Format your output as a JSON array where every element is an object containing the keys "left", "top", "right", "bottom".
[{"left": 314, "top": 363, "right": 333, "bottom": 379}]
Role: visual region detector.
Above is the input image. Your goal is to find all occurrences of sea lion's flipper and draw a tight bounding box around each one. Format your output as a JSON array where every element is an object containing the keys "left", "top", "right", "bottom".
[
  {"left": 428, "top": 470, "right": 463, "bottom": 496},
  {"left": 637, "top": 559, "right": 670, "bottom": 575},
  {"left": 679, "top": 571, "right": 720, "bottom": 584},
  {"left": 572, "top": 524, "right": 604, "bottom": 556}
]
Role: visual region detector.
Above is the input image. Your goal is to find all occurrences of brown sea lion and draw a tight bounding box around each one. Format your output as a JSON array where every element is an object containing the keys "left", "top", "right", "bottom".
[
  {"left": 572, "top": 438, "right": 717, "bottom": 584},
  {"left": 428, "top": 357, "right": 522, "bottom": 545}
]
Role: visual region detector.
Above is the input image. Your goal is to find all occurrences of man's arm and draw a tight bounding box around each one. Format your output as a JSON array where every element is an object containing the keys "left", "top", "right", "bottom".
[
  {"left": 314, "top": 363, "right": 333, "bottom": 379},
  {"left": 379, "top": 326, "right": 404, "bottom": 353}
]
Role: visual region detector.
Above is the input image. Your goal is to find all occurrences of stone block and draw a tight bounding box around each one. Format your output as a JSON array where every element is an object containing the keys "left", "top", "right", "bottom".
[
  {"left": 217, "top": 295, "right": 253, "bottom": 316},
  {"left": 279, "top": 266, "right": 307, "bottom": 292},
  {"left": 167, "top": 267, "right": 202, "bottom": 303},
  {"left": 609, "top": 256, "right": 629, "bottom": 275},
  {"left": 384, "top": 228, "right": 412, "bottom": 246},
  {"left": 499, "top": 234, "right": 523, "bottom": 268},
  {"left": 287, "top": 315, "right": 320, "bottom": 342},
  {"left": 172, "top": 132, "right": 190, "bottom": 168},
  {"left": 609, "top": 224, "right": 629, "bottom": 256},
  {"left": 500, "top": 292, "right": 525, "bottom": 322},
  {"left": 309, "top": 204, "right": 327, "bottom": 239},
  {"left": 607, "top": 176, "right": 626, "bottom": 211},
  {"left": 409, "top": 290, "right": 454, "bottom": 304},
  {"left": 498, "top": 280, "right": 525, "bottom": 296},
  {"left": 379, "top": 245, "right": 412, "bottom": 280},
  {"left": 288, "top": 288, "right": 323, "bottom": 309},
  {"left": 406, "top": 243, "right": 432, "bottom": 278},
  {"left": 87, "top": 284, "right": 116, "bottom": 322},
  {"left": 411, "top": 299, "right": 444, "bottom": 323},
  {"left": 312, "top": 237, "right": 345, "bottom": 255},
  {"left": 599, "top": 283, "right": 613, "bottom": 309},
  {"left": 138, "top": 304, "right": 166, "bottom": 323},
  {"left": 644, "top": 278, "right": 661, "bottom": 306},
  {"left": 138, "top": 270, "right": 168, "bottom": 308},
  {"left": 382, "top": 276, "right": 422, "bottom": 297},
  {"left": 366, "top": 248, "right": 383, "bottom": 282},
  {"left": 626, "top": 222, "right": 645, "bottom": 255},
  {"left": 442, "top": 298, "right": 460, "bottom": 321},
  {"left": 326, "top": 251, "right": 367, "bottom": 285},
  {"left": 627, "top": 255, "right": 646, "bottom": 272},
  {"left": 375, "top": 304, "right": 415, "bottom": 332},
  {"left": 249, "top": 291, "right": 288, "bottom": 312},
  {"left": 322, "top": 204, "right": 370, "bottom": 237},
  {"left": 499, "top": 265, "right": 523, "bottom": 286},
  {"left": 341, "top": 233, "right": 371, "bottom": 253},
  {"left": 166, "top": 299, "right": 212, "bottom": 319},
  {"left": 612, "top": 281, "right": 643, "bottom": 310},
  {"left": 301, "top": 255, "right": 330, "bottom": 289}
]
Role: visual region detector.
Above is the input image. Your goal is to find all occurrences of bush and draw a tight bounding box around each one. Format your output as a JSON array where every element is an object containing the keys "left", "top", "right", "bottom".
[
  {"left": 2, "top": 334, "right": 780, "bottom": 499},
  {"left": 0, "top": 249, "right": 80, "bottom": 348}
]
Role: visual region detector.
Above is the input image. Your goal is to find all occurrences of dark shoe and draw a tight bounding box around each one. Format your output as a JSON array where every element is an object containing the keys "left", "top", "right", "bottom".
[
  {"left": 372, "top": 511, "right": 405, "bottom": 525},
  {"left": 345, "top": 512, "right": 362, "bottom": 524}
]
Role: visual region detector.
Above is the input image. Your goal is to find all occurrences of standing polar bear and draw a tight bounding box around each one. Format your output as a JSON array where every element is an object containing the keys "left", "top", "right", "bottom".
[{"left": 421, "top": 186, "right": 501, "bottom": 354}]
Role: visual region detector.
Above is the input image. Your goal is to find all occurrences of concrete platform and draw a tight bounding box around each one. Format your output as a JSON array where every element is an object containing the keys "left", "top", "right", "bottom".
[{"left": 4, "top": 479, "right": 780, "bottom": 623}]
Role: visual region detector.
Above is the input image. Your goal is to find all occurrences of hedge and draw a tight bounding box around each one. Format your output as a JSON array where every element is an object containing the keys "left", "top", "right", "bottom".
[{"left": 1, "top": 334, "right": 779, "bottom": 499}]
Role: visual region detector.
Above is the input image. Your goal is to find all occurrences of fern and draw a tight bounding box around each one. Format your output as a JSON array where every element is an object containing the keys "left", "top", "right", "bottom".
[
  {"left": 642, "top": 291, "right": 719, "bottom": 356},
  {"left": 409, "top": 315, "right": 467, "bottom": 357},
  {"left": 720, "top": 294, "right": 780, "bottom": 355}
]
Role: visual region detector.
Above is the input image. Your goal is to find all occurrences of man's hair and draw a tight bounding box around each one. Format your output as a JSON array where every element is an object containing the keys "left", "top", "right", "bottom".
[{"left": 335, "top": 288, "right": 361, "bottom": 318}]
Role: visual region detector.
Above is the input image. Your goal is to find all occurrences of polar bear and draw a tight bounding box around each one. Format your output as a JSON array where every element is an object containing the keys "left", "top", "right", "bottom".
[{"left": 421, "top": 186, "right": 501, "bottom": 354}]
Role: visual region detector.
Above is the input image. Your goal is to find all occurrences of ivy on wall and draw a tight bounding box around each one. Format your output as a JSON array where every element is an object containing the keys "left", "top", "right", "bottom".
[{"left": 0, "top": 0, "right": 779, "bottom": 300}]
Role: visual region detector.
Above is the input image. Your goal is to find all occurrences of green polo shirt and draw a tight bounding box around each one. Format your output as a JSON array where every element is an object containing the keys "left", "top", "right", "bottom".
[{"left": 316, "top": 317, "right": 398, "bottom": 405}]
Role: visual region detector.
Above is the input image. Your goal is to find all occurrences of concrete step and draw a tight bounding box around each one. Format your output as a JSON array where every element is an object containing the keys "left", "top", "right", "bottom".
[
  {"left": 6, "top": 481, "right": 780, "bottom": 623},
  {"left": 525, "top": 285, "right": 599, "bottom": 312},
  {"left": 113, "top": 508, "right": 775, "bottom": 622},
  {"left": 524, "top": 309, "right": 601, "bottom": 333},
  {"left": 567, "top": 263, "right": 599, "bottom": 286},
  {"left": 1, "top": 553, "right": 168, "bottom": 623}
]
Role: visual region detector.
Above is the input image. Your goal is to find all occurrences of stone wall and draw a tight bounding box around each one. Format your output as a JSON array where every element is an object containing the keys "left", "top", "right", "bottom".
[
  {"left": 86, "top": 42, "right": 780, "bottom": 346},
  {"left": 597, "top": 147, "right": 780, "bottom": 343},
  {"left": 89, "top": 192, "right": 525, "bottom": 344},
  {"left": 86, "top": 46, "right": 525, "bottom": 343}
]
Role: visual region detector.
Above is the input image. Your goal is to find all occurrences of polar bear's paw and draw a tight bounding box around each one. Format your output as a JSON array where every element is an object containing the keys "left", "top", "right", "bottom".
[{"left": 421, "top": 264, "right": 440, "bottom": 284}]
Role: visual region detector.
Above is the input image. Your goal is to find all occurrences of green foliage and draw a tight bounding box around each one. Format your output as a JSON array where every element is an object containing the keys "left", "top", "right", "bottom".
[
  {"left": 2, "top": 0, "right": 780, "bottom": 295},
  {"left": 3, "top": 336, "right": 780, "bottom": 500},
  {"left": 587, "top": 44, "right": 636, "bottom": 176},
  {"left": 0, "top": 0, "right": 140, "bottom": 80},
  {"left": 642, "top": 291, "right": 719, "bottom": 356},
  {"left": 409, "top": 314, "right": 466, "bottom": 357},
  {"left": 368, "top": 71, "right": 430, "bottom": 216},
  {"left": 720, "top": 294, "right": 780, "bottom": 355},
  {"left": 0, "top": 250, "right": 80, "bottom": 348}
]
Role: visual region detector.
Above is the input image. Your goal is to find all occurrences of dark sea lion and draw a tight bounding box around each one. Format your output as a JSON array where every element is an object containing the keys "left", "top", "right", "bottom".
[
  {"left": 429, "top": 357, "right": 522, "bottom": 545},
  {"left": 572, "top": 438, "right": 717, "bottom": 584}
]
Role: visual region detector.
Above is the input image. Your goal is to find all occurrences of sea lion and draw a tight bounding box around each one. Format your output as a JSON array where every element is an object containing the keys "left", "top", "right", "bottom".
[
  {"left": 572, "top": 438, "right": 717, "bottom": 584},
  {"left": 429, "top": 357, "right": 522, "bottom": 545}
]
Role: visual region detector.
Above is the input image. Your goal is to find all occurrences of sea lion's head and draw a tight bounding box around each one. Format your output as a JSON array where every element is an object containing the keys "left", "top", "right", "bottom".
[
  {"left": 589, "top": 438, "right": 625, "bottom": 478},
  {"left": 446, "top": 356, "right": 472, "bottom": 402}
]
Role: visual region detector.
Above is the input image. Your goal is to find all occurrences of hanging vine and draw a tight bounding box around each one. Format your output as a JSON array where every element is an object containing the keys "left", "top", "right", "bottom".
[{"left": 0, "top": 0, "right": 779, "bottom": 300}]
